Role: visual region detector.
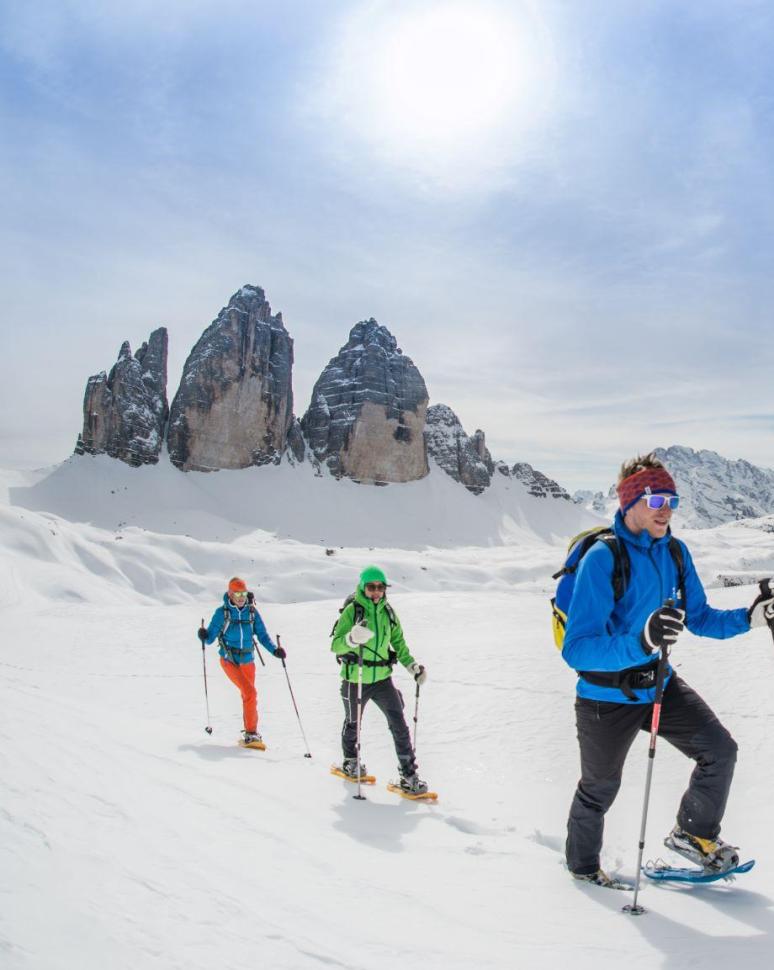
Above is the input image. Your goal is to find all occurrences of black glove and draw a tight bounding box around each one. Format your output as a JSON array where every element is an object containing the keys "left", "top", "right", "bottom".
[
  {"left": 641, "top": 606, "right": 685, "bottom": 654},
  {"left": 198, "top": 626, "right": 207, "bottom": 643},
  {"left": 339, "top": 651, "right": 359, "bottom": 664},
  {"left": 274, "top": 645, "right": 287, "bottom": 660},
  {"left": 748, "top": 579, "right": 774, "bottom": 630}
]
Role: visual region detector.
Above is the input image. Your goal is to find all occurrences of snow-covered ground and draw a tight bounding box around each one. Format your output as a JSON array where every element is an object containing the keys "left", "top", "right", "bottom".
[{"left": 4, "top": 459, "right": 774, "bottom": 969}]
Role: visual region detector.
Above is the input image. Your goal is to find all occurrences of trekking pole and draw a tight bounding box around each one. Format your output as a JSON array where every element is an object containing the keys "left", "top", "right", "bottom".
[
  {"left": 411, "top": 682, "right": 421, "bottom": 753},
  {"left": 623, "top": 599, "right": 675, "bottom": 917},
  {"left": 199, "top": 618, "right": 213, "bottom": 735},
  {"left": 353, "top": 646, "right": 366, "bottom": 801},
  {"left": 276, "top": 635, "right": 312, "bottom": 758}
]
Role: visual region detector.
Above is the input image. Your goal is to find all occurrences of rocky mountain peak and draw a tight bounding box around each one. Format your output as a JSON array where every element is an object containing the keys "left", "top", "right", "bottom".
[
  {"left": 166, "top": 285, "right": 295, "bottom": 472},
  {"left": 425, "top": 404, "right": 492, "bottom": 494},
  {"left": 653, "top": 445, "right": 774, "bottom": 527},
  {"left": 75, "top": 327, "right": 169, "bottom": 466},
  {"left": 301, "top": 319, "right": 428, "bottom": 483}
]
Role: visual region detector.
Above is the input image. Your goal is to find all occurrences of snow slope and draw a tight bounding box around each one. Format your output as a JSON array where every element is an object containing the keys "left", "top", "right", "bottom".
[
  {"left": 9, "top": 453, "right": 598, "bottom": 547},
  {"left": 4, "top": 463, "right": 774, "bottom": 969}
]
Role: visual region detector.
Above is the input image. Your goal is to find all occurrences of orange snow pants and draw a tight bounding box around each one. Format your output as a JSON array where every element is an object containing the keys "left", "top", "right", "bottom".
[{"left": 220, "top": 659, "right": 258, "bottom": 733}]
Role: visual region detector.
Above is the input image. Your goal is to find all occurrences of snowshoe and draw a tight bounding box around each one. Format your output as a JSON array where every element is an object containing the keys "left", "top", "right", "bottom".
[
  {"left": 664, "top": 826, "right": 739, "bottom": 873},
  {"left": 398, "top": 771, "right": 429, "bottom": 796},
  {"left": 572, "top": 869, "right": 632, "bottom": 891},
  {"left": 386, "top": 769, "right": 438, "bottom": 801},
  {"left": 330, "top": 760, "right": 376, "bottom": 784},
  {"left": 239, "top": 731, "right": 266, "bottom": 750}
]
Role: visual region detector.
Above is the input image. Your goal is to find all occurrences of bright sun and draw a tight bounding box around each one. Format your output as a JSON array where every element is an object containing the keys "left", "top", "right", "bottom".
[
  {"left": 318, "top": 0, "right": 554, "bottom": 186},
  {"left": 374, "top": 5, "right": 523, "bottom": 143}
]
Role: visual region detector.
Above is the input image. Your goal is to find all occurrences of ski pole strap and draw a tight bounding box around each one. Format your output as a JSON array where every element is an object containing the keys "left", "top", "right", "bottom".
[{"left": 579, "top": 660, "right": 661, "bottom": 702}]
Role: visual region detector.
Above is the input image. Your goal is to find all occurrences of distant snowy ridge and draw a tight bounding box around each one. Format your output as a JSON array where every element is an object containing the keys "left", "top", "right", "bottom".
[
  {"left": 572, "top": 445, "right": 774, "bottom": 530},
  {"left": 653, "top": 445, "right": 774, "bottom": 528}
]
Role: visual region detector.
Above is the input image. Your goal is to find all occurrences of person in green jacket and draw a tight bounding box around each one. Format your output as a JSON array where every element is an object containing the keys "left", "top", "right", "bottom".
[{"left": 331, "top": 565, "right": 429, "bottom": 794}]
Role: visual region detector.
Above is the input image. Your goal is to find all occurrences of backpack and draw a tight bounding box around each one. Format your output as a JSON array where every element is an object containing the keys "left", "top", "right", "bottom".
[
  {"left": 219, "top": 591, "right": 258, "bottom": 661},
  {"left": 330, "top": 593, "right": 399, "bottom": 668},
  {"left": 550, "top": 527, "right": 685, "bottom": 650}
]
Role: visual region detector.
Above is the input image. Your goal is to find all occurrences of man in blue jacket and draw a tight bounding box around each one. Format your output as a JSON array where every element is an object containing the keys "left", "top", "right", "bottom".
[{"left": 562, "top": 453, "right": 774, "bottom": 887}]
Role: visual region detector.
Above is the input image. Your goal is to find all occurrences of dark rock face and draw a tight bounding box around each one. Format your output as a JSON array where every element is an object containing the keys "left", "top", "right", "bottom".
[
  {"left": 425, "top": 404, "right": 492, "bottom": 494},
  {"left": 167, "top": 286, "right": 294, "bottom": 472},
  {"left": 75, "top": 328, "right": 169, "bottom": 466},
  {"left": 509, "top": 462, "right": 572, "bottom": 500},
  {"left": 286, "top": 418, "right": 306, "bottom": 464},
  {"left": 301, "top": 319, "right": 429, "bottom": 483}
]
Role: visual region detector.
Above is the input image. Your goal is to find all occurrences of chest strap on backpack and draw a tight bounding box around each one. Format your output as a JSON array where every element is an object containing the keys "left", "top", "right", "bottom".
[
  {"left": 338, "top": 649, "right": 398, "bottom": 668},
  {"left": 579, "top": 661, "right": 660, "bottom": 701}
]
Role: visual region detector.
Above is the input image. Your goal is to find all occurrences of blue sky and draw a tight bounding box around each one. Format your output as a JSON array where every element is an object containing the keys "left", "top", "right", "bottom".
[{"left": 2, "top": 0, "right": 774, "bottom": 491}]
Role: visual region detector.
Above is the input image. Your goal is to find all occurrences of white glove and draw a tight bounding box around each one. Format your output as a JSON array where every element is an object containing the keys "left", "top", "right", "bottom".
[
  {"left": 748, "top": 579, "right": 774, "bottom": 630},
  {"left": 409, "top": 663, "right": 427, "bottom": 686},
  {"left": 346, "top": 623, "right": 372, "bottom": 648}
]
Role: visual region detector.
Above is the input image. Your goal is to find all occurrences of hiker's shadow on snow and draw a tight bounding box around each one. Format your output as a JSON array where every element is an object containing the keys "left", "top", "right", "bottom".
[
  {"left": 579, "top": 877, "right": 774, "bottom": 969},
  {"left": 331, "top": 791, "right": 434, "bottom": 852},
  {"left": 626, "top": 885, "right": 774, "bottom": 969},
  {"left": 178, "top": 743, "right": 273, "bottom": 761}
]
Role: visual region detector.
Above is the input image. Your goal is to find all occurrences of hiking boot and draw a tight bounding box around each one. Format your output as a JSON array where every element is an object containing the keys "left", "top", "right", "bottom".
[
  {"left": 398, "top": 768, "right": 429, "bottom": 796},
  {"left": 572, "top": 869, "right": 632, "bottom": 890},
  {"left": 342, "top": 758, "right": 368, "bottom": 779},
  {"left": 242, "top": 730, "right": 263, "bottom": 744},
  {"left": 664, "top": 826, "right": 739, "bottom": 873}
]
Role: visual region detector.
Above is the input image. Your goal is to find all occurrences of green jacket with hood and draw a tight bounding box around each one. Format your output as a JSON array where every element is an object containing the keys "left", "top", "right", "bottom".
[{"left": 331, "top": 589, "right": 416, "bottom": 684}]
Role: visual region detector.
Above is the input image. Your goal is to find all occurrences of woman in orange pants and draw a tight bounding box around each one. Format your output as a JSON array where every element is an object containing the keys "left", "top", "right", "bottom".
[{"left": 198, "top": 577, "right": 286, "bottom": 745}]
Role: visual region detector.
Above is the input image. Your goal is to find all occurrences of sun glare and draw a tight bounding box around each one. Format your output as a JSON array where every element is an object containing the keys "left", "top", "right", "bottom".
[{"left": 316, "top": 0, "right": 555, "bottom": 187}]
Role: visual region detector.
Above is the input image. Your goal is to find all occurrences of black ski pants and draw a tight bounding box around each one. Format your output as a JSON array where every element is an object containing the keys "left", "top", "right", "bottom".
[
  {"left": 566, "top": 674, "right": 738, "bottom": 876},
  {"left": 340, "top": 677, "right": 416, "bottom": 771}
]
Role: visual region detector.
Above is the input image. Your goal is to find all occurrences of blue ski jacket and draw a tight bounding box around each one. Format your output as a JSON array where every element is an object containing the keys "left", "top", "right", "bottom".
[
  {"left": 562, "top": 511, "right": 750, "bottom": 703},
  {"left": 204, "top": 595, "right": 277, "bottom": 665}
]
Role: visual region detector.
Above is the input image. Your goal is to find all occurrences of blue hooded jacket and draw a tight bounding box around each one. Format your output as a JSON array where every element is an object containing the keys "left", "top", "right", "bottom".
[
  {"left": 204, "top": 595, "right": 277, "bottom": 665},
  {"left": 562, "top": 511, "right": 750, "bottom": 703}
]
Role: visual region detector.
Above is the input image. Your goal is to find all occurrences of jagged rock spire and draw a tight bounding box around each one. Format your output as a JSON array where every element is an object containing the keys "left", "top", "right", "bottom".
[
  {"left": 75, "top": 327, "right": 169, "bottom": 466},
  {"left": 301, "top": 318, "right": 429, "bottom": 483},
  {"left": 167, "top": 285, "right": 294, "bottom": 472}
]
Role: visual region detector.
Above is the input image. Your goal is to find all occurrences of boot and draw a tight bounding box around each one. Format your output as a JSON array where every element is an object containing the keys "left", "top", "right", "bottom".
[
  {"left": 342, "top": 757, "right": 368, "bottom": 779},
  {"left": 398, "top": 764, "right": 429, "bottom": 796},
  {"left": 664, "top": 825, "right": 739, "bottom": 873}
]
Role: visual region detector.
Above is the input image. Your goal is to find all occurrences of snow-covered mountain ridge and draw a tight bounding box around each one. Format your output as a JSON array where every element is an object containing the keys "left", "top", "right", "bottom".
[{"left": 573, "top": 444, "right": 774, "bottom": 530}]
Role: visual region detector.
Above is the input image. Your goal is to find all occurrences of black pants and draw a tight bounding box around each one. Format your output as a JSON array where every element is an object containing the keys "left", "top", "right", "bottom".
[
  {"left": 340, "top": 677, "right": 416, "bottom": 772},
  {"left": 566, "top": 675, "right": 738, "bottom": 875}
]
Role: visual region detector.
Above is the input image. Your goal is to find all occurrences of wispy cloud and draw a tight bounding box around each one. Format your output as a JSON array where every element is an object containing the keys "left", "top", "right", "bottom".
[{"left": 1, "top": 1, "right": 774, "bottom": 488}]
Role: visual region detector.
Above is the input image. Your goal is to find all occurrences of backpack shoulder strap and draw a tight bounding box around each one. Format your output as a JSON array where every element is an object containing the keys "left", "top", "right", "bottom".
[
  {"left": 383, "top": 601, "right": 397, "bottom": 626},
  {"left": 330, "top": 593, "right": 359, "bottom": 637},
  {"left": 597, "top": 533, "right": 630, "bottom": 602},
  {"left": 668, "top": 536, "right": 686, "bottom": 600},
  {"left": 219, "top": 604, "right": 231, "bottom": 641}
]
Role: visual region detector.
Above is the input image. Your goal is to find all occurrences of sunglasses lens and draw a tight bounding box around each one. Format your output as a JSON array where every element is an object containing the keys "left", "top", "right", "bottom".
[
  {"left": 366, "top": 583, "right": 385, "bottom": 591},
  {"left": 645, "top": 495, "right": 679, "bottom": 510}
]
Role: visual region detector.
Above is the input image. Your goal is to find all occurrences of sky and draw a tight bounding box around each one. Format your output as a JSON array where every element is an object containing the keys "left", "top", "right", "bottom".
[{"left": 2, "top": 0, "right": 774, "bottom": 492}]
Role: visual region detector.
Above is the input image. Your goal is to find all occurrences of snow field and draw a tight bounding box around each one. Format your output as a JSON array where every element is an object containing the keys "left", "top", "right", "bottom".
[
  {"left": 4, "top": 584, "right": 774, "bottom": 969},
  {"left": 4, "top": 460, "right": 774, "bottom": 968}
]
